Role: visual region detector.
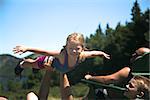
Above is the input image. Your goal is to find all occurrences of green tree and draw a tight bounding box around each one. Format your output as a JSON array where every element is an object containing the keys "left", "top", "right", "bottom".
[
  {"left": 103, "top": 24, "right": 132, "bottom": 72},
  {"left": 7, "top": 80, "right": 22, "bottom": 92},
  {"left": 105, "top": 23, "right": 114, "bottom": 36},
  {"left": 131, "top": 0, "right": 141, "bottom": 22},
  {"left": 142, "top": 9, "right": 150, "bottom": 43},
  {"left": 86, "top": 24, "right": 105, "bottom": 50},
  {"left": 129, "top": 0, "right": 149, "bottom": 48}
]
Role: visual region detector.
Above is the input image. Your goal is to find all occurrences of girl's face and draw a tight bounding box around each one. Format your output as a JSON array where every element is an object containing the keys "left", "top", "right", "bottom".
[
  {"left": 66, "top": 41, "right": 83, "bottom": 56},
  {"left": 124, "top": 78, "right": 139, "bottom": 99}
]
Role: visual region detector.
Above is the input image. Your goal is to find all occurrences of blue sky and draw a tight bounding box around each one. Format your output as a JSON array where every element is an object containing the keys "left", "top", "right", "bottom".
[{"left": 0, "top": 0, "right": 149, "bottom": 58}]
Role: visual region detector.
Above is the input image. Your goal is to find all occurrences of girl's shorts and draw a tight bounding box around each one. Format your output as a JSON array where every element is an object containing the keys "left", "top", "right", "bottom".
[{"left": 37, "top": 56, "right": 54, "bottom": 69}]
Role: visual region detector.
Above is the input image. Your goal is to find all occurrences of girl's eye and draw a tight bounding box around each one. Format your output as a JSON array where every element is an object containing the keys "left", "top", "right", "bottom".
[{"left": 77, "top": 48, "right": 80, "bottom": 50}]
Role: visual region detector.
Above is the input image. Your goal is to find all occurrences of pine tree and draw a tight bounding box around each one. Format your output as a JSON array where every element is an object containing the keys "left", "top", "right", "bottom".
[
  {"left": 131, "top": 0, "right": 141, "bottom": 23},
  {"left": 129, "top": 0, "right": 148, "bottom": 48}
]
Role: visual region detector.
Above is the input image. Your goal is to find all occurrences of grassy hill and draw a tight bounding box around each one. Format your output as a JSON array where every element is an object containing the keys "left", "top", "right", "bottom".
[
  {"left": 0, "top": 54, "right": 19, "bottom": 76},
  {"left": 0, "top": 54, "right": 43, "bottom": 99}
]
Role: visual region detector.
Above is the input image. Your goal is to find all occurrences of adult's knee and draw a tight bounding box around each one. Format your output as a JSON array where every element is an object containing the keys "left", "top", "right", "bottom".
[{"left": 27, "top": 92, "right": 38, "bottom": 100}]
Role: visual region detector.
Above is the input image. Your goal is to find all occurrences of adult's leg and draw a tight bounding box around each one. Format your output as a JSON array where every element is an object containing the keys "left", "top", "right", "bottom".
[
  {"left": 38, "top": 70, "right": 51, "bottom": 100},
  {"left": 60, "top": 73, "right": 73, "bottom": 100}
]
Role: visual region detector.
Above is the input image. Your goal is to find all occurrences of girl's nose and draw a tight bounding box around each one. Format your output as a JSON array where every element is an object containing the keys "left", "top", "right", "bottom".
[{"left": 73, "top": 49, "right": 76, "bottom": 53}]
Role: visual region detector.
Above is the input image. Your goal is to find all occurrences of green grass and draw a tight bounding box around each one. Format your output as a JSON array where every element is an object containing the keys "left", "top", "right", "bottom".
[
  {"left": 0, "top": 82, "right": 89, "bottom": 99},
  {"left": 47, "top": 83, "right": 89, "bottom": 99}
]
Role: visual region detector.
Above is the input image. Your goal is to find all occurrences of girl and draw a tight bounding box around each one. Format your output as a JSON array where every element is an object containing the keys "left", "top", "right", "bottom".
[{"left": 13, "top": 32, "right": 110, "bottom": 76}]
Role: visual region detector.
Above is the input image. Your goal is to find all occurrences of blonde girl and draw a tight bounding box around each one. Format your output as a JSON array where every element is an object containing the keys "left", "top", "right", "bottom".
[{"left": 13, "top": 32, "right": 110, "bottom": 75}]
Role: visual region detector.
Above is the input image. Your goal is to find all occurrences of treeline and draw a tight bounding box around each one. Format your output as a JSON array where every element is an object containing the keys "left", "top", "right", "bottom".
[{"left": 86, "top": 0, "right": 149, "bottom": 67}]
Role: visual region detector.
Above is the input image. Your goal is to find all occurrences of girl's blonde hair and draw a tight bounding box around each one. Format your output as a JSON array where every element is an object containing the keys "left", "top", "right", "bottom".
[
  {"left": 133, "top": 75, "right": 150, "bottom": 99},
  {"left": 66, "top": 32, "right": 85, "bottom": 47}
]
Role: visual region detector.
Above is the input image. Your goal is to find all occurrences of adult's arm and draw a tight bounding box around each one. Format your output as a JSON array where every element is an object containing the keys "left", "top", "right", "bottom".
[
  {"left": 60, "top": 73, "right": 73, "bottom": 100},
  {"left": 38, "top": 70, "right": 51, "bottom": 100}
]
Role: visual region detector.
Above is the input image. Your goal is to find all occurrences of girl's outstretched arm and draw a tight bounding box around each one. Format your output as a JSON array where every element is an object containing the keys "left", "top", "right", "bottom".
[
  {"left": 13, "top": 45, "right": 60, "bottom": 56},
  {"left": 83, "top": 50, "right": 110, "bottom": 59}
]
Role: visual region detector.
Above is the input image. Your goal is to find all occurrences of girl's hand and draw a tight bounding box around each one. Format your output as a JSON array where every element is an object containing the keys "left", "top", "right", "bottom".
[
  {"left": 13, "top": 45, "right": 28, "bottom": 55},
  {"left": 85, "top": 74, "right": 92, "bottom": 80},
  {"left": 103, "top": 53, "right": 110, "bottom": 59}
]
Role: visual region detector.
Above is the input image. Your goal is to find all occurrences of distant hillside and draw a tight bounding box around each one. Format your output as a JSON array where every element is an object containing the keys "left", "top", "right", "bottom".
[
  {"left": 0, "top": 54, "right": 43, "bottom": 99},
  {"left": 0, "top": 54, "right": 20, "bottom": 77},
  {"left": 0, "top": 53, "right": 43, "bottom": 82}
]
